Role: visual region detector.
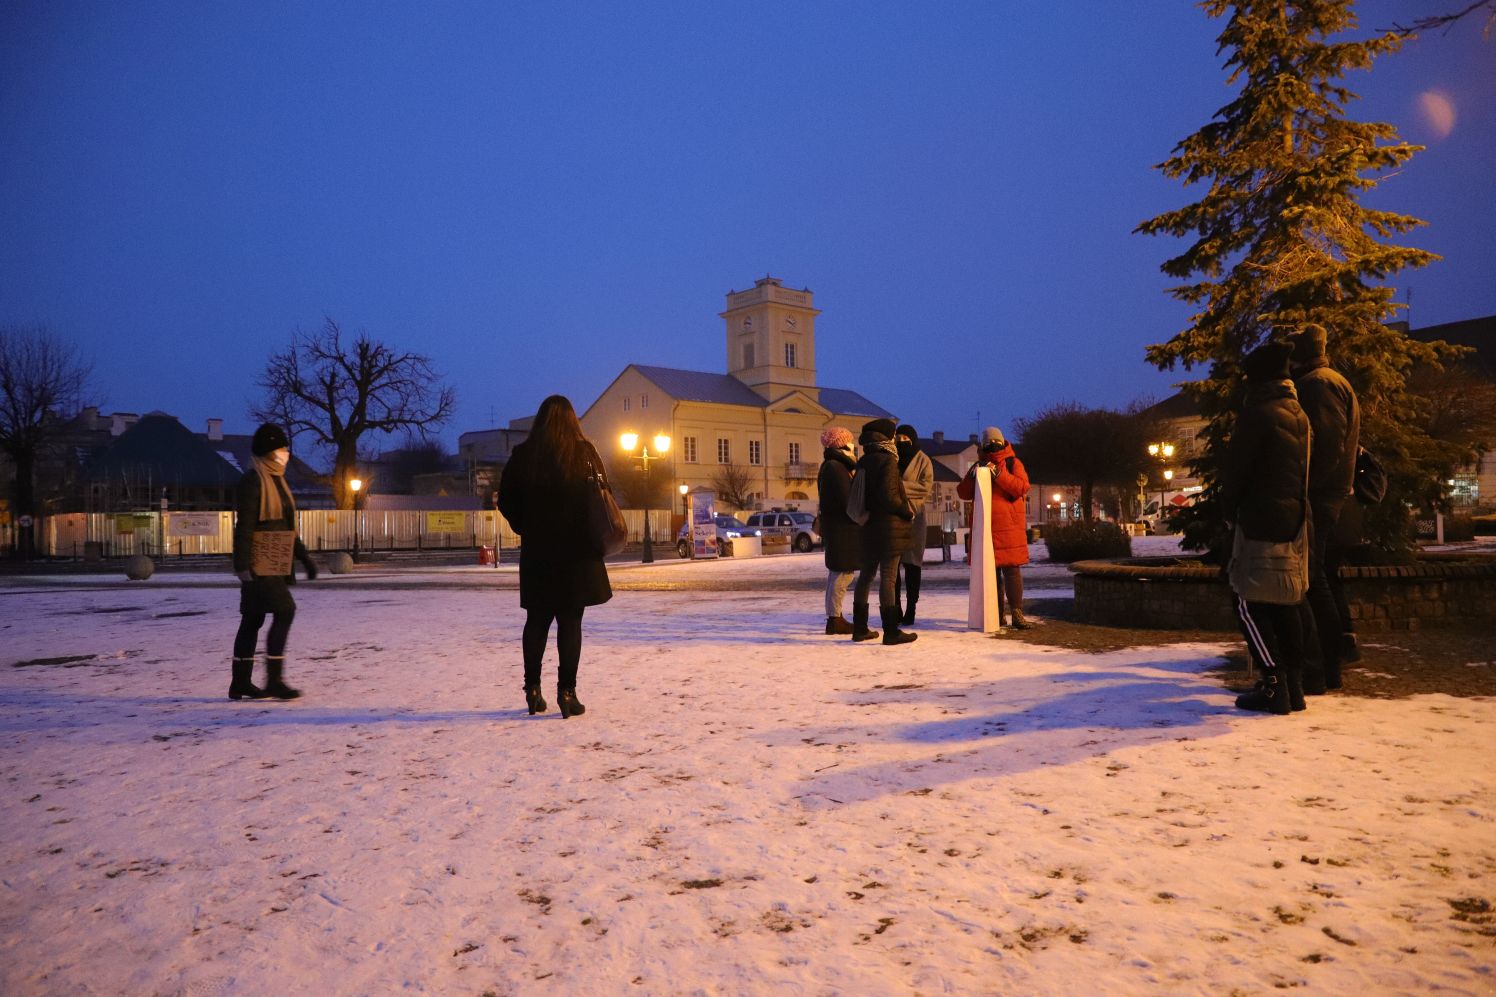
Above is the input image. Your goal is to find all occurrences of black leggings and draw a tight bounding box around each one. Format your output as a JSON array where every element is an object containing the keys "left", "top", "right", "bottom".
[
  {"left": 854, "top": 553, "right": 902, "bottom": 610},
  {"left": 522, "top": 607, "right": 585, "bottom": 690},
  {"left": 234, "top": 608, "right": 294, "bottom": 659}
]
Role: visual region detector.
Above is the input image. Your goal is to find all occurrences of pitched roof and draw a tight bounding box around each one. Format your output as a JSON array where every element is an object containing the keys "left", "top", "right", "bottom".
[
  {"left": 1411, "top": 314, "right": 1496, "bottom": 374},
  {"left": 84, "top": 413, "right": 240, "bottom": 486},
  {"left": 921, "top": 436, "right": 977, "bottom": 457},
  {"left": 632, "top": 365, "right": 894, "bottom": 419}
]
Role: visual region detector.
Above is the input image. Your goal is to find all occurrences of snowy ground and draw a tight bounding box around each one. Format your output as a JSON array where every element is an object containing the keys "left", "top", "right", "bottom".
[{"left": 1, "top": 545, "right": 1493, "bottom": 995}]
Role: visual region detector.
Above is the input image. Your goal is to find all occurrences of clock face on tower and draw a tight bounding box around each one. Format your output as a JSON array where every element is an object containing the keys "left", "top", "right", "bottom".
[
  {"left": 743, "top": 316, "right": 753, "bottom": 330},
  {"left": 784, "top": 315, "right": 797, "bottom": 329}
]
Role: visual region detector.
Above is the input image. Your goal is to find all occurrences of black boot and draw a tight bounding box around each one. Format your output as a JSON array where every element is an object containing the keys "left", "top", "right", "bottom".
[
  {"left": 228, "top": 657, "right": 267, "bottom": 700},
  {"left": 262, "top": 656, "right": 301, "bottom": 700},
  {"left": 1287, "top": 663, "right": 1307, "bottom": 713},
  {"left": 1339, "top": 632, "right": 1361, "bottom": 665},
  {"left": 826, "top": 615, "right": 854, "bottom": 635},
  {"left": 880, "top": 607, "right": 917, "bottom": 646},
  {"left": 901, "top": 571, "right": 921, "bottom": 625},
  {"left": 1235, "top": 671, "right": 1290, "bottom": 715},
  {"left": 557, "top": 688, "right": 585, "bottom": 719},
  {"left": 851, "top": 602, "right": 879, "bottom": 642},
  {"left": 524, "top": 685, "right": 547, "bottom": 715}
]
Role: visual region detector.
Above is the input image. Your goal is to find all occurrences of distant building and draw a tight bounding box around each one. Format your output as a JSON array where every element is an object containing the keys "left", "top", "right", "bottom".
[
  {"left": 580, "top": 276, "right": 895, "bottom": 511},
  {"left": 457, "top": 416, "right": 532, "bottom": 501}
]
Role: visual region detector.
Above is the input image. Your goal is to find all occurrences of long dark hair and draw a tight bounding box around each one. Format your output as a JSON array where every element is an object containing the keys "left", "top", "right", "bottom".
[{"left": 526, "top": 394, "right": 595, "bottom": 484}]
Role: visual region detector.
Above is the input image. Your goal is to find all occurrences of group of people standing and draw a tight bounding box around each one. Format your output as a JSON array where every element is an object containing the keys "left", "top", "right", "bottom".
[
  {"left": 1222, "top": 325, "right": 1361, "bottom": 716},
  {"left": 818, "top": 418, "right": 1033, "bottom": 644}
]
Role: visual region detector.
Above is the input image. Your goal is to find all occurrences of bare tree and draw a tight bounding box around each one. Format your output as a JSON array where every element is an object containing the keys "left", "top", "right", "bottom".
[
  {"left": 1014, "top": 402, "right": 1159, "bottom": 521},
  {"left": 252, "top": 319, "right": 455, "bottom": 509},
  {"left": 0, "top": 325, "right": 91, "bottom": 557},
  {"left": 1385, "top": 1, "right": 1496, "bottom": 36},
  {"left": 709, "top": 463, "right": 756, "bottom": 510}
]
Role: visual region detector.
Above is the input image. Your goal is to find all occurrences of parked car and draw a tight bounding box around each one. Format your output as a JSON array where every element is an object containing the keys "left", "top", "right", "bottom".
[
  {"left": 743, "top": 510, "right": 822, "bottom": 553},
  {"left": 676, "top": 515, "right": 760, "bottom": 558}
]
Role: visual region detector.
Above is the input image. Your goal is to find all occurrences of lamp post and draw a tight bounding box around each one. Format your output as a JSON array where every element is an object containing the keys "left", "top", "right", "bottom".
[
  {"left": 678, "top": 483, "right": 690, "bottom": 558},
  {"left": 349, "top": 477, "right": 363, "bottom": 559},
  {"left": 620, "top": 432, "right": 671, "bottom": 564},
  {"left": 1146, "top": 442, "right": 1175, "bottom": 528}
]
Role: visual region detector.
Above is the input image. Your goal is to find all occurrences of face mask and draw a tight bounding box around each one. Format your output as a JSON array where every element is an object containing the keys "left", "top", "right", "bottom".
[{"left": 270, "top": 448, "right": 290, "bottom": 469}]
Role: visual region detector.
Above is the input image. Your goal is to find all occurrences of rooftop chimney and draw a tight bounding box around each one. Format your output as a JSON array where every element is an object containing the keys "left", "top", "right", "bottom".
[
  {"left": 206, "top": 418, "right": 223, "bottom": 441},
  {"left": 932, "top": 431, "right": 945, "bottom": 444}
]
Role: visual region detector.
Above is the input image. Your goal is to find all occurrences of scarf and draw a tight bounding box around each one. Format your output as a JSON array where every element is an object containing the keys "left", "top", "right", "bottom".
[{"left": 252, "top": 454, "right": 293, "bottom": 524}]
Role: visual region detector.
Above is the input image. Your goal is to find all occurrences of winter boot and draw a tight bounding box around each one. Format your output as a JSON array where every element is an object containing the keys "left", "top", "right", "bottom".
[
  {"left": 851, "top": 602, "right": 880, "bottom": 642},
  {"left": 228, "top": 657, "right": 267, "bottom": 700},
  {"left": 825, "top": 615, "right": 855, "bottom": 635},
  {"left": 1234, "top": 671, "right": 1290, "bottom": 715},
  {"left": 900, "top": 571, "right": 921, "bottom": 626},
  {"left": 1287, "top": 663, "right": 1307, "bottom": 713},
  {"left": 557, "top": 688, "right": 586, "bottom": 719},
  {"left": 1339, "top": 631, "right": 1361, "bottom": 665},
  {"left": 524, "top": 686, "right": 548, "bottom": 715},
  {"left": 1009, "top": 610, "right": 1032, "bottom": 630},
  {"left": 880, "top": 607, "right": 918, "bottom": 646},
  {"left": 262, "top": 656, "right": 301, "bottom": 700}
]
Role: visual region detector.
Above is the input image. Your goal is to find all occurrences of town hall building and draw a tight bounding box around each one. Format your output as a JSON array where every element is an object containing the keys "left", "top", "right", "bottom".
[{"left": 580, "top": 277, "right": 895, "bottom": 510}]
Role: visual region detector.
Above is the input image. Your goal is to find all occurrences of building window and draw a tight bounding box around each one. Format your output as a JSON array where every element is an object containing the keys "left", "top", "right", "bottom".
[
  {"left": 683, "top": 436, "right": 698, "bottom": 463},
  {"left": 743, "top": 343, "right": 754, "bottom": 368},
  {"left": 622, "top": 396, "right": 630, "bottom": 412},
  {"left": 717, "top": 438, "right": 731, "bottom": 464},
  {"left": 785, "top": 343, "right": 796, "bottom": 368},
  {"left": 641, "top": 392, "right": 648, "bottom": 409},
  {"left": 748, "top": 440, "right": 762, "bottom": 465},
  {"left": 788, "top": 441, "right": 800, "bottom": 464}
]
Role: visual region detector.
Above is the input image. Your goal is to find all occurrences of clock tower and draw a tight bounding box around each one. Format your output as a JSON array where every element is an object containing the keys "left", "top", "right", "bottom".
[{"left": 722, "top": 276, "right": 821, "bottom": 402}]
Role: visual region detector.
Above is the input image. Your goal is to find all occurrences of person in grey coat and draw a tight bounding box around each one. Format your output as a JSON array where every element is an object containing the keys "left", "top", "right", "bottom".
[
  {"left": 817, "top": 426, "right": 861, "bottom": 634},
  {"left": 894, "top": 424, "right": 934, "bottom": 625}
]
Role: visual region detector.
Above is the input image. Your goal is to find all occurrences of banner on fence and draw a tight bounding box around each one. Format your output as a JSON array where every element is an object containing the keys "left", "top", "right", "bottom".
[
  {"left": 426, "top": 511, "right": 467, "bottom": 534},
  {"left": 114, "top": 513, "right": 153, "bottom": 534},
  {"left": 167, "top": 512, "right": 221, "bottom": 537}
]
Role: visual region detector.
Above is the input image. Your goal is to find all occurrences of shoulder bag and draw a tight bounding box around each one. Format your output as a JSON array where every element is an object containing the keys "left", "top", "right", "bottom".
[{"left": 586, "top": 462, "right": 628, "bottom": 557}]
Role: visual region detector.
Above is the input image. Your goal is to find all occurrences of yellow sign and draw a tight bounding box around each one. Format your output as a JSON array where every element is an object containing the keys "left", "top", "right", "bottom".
[{"left": 426, "top": 511, "right": 467, "bottom": 534}]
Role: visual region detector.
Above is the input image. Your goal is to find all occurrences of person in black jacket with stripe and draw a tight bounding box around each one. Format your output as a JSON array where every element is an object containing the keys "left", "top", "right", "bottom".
[{"left": 229, "top": 423, "right": 317, "bottom": 701}]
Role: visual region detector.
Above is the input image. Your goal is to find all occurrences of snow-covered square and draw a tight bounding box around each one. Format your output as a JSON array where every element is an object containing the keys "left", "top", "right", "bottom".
[{"left": 2, "top": 551, "right": 1492, "bottom": 994}]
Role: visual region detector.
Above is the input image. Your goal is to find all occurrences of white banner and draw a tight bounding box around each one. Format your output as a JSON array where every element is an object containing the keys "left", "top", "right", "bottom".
[
  {"left": 968, "top": 467, "right": 1002, "bottom": 632},
  {"left": 167, "top": 512, "right": 223, "bottom": 537}
]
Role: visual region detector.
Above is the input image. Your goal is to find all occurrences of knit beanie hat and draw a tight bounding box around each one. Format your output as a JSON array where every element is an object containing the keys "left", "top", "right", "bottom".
[
  {"left": 862, "top": 418, "right": 898, "bottom": 440},
  {"left": 820, "top": 426, "right": 854, "bottom": 449},
  {"left": 896, "top": 424, "right": 918, "bottom": 441},
  {"left": 251, "top": 423, "right": 291, "bottom": 456},
  {"left": 1242, "top": 340, "right": 1294, "bottom": 381},
  {"left": 1289, "top": 323, "right": 1328, "bottom": 363},
  {"left": 980, "top": 426, "right": 1007, "bottom": 451}
]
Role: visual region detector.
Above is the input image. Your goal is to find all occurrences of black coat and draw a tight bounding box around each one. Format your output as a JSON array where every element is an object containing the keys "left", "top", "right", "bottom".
[
  {"left": 817, "top": 448, "right": 862, "bottom": 572},
  {"left": 498, "top": 439, "right": 613, "bottom": 611},
  {"left": 855, "top": 442, "right": 914, "bottom": 560},
  {"left": 1218, "top": 380, "right": 1311, "bottom": 543},
  {"left": 1294, "top": 357, "right": 1359, "bottom": 505},
  {"left": 232, "top": 470, "right": 310, "bottom": 616}
]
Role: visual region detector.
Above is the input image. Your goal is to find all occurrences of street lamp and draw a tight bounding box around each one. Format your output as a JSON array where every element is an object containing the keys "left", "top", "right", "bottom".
[
  {"left": 1146, "top": 442, "right": 1176, "bottom": 529},
  {"left": 678, "top": 483, "right": 690, "bottom": 558},
  {"left": 620, "top": 432, "right": 671, "bottom": 563},
  {"left": 349, "top": 477, "right": 363, "bottom": 559}
]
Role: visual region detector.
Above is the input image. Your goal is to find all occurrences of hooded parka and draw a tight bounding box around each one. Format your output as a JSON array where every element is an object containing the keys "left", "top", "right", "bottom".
[
  {"left": 817, "top": 446, "right": 863, "bottom": 573},
  {"left": 957, "top": 444, "right": 1031, "bottom": 567},
  {"left": 855, "top": 438, "right": 914, "bottom": 560}
]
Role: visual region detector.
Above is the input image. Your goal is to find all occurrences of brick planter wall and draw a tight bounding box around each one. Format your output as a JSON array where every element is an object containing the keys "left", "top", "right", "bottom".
[{"left": 1071, "top": 554, "right": 1496, "bottom": 632}]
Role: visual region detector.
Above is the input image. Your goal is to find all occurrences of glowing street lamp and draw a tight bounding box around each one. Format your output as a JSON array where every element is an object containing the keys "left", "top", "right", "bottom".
[
  {"left": 1146, "top": 442, "right": 1176, "bottom": 529},
  {"left": 349, "top": 477, "right": 364, "bottom": 559},
  {"left": 620, "top": 431, "right": 671, "bottom": 563}
]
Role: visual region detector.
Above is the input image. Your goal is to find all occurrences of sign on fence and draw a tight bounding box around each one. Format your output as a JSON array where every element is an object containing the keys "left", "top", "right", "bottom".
[
  {"left": 426, "top": 511, "right": 467, "bottom": 534},
  {"left": 167, "top": 512, "right": 222, "bottom": 537},
  {"left": 114, "top": 514, "right": 152, "bottom": 534}
]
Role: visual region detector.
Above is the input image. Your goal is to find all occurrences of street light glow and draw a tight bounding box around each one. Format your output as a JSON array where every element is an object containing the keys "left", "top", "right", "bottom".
[
  {"left": 619, "top": 432, "right": 639, "bottom": 452},
  {"left": 349, "top": 478, "right": 363, "bottom": 493},
  {"left": 653, "top": 434, "right": 671, "bottom": 454}
]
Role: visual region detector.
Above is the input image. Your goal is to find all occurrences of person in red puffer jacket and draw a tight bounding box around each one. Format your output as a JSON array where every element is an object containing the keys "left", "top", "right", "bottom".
[{"left": 957, "top": 426, "right": 1032, "bottom": 627}]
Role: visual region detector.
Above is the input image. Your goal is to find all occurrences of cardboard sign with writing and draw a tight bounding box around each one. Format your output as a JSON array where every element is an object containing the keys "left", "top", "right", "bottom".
[{"left": 250, "top": 530, "right": 296, "bottom": 577}]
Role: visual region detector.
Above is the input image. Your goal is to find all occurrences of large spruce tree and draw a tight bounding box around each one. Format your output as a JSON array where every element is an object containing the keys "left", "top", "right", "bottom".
[{"left": 1136, "top": 0, "right": 1468, "bottom": 553}]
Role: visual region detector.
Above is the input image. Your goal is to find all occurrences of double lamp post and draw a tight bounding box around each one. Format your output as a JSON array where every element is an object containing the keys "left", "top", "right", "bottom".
[{"left": 619, "top": 431, "right": 670, "bottom": 563}]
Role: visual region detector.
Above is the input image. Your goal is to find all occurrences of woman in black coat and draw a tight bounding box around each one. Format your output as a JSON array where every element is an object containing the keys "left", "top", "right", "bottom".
[
  {"left": 817, "top": 426, "right": 861, "bottom": 634},
  {"left": 849, "top": 418, "right": 916, "bottom": 645},
  {"left": 498, "top": 395, "right": 613, "bottom": 718},
  {"left": 229, "top": 423, "right": 317, "bottom": 701}
]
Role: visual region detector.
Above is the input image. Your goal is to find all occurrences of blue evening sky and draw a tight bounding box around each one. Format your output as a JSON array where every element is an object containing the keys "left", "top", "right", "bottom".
[{"left": 3, "top": 2, "right": 1492, "bottom": 454}]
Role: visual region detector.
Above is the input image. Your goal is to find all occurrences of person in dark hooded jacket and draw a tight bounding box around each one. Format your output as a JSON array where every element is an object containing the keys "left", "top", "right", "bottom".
[
  {"left": 1288, "top": 324, "right": 1361, "bottom": 689},
  {"left": 1220, "top": 341, "right": 1311, "bottom": 715},
  {"left": 848, "top": 418, "right": 917, "bottom": 645},
  {"left": 229, "top": 422, "right": 318, "bottom": 701},
  {"left": 817, "top": 426, "right": 861, "bottom": 634}
]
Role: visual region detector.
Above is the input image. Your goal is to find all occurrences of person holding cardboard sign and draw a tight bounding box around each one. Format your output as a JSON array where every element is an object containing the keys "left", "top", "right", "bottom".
[{"left": 229, "top": 423, "right": 318, "bottom": 701}]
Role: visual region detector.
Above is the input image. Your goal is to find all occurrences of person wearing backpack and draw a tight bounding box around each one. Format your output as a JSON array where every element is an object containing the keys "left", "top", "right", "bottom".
[{"left": 1288, "top": 324, "right": 1361, "bottom": 687}]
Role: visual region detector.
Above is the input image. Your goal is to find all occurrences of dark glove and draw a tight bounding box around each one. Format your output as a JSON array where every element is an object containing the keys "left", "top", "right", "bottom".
[{"left": 300, "top": 555, "right": 318, "bottom": 581}]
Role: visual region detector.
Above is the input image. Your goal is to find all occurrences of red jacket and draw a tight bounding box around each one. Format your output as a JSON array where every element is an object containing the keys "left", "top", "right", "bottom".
[{"left": 956, "top": 447, "right": 1031, "bottom": 567}]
